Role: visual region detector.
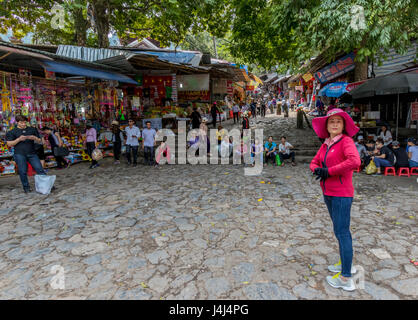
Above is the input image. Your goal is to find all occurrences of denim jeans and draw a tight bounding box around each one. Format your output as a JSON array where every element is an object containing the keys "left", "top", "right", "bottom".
[
  {"left": 410, "top": 160, "right": 418, "bottom": 168},
  {"left": 373, "top": 157, "right": 392, "bottom": 168},
  {"left": 126, "top": 145, "right": 138, "bottom": 164},
  {"left": 324, "top": 195, "right": 354, "bottom": 278},
  {"left": 144, "top": 146, "right": 154, "bottom": 165},
  {"left": 14, "top": 153, "right": 46, "bottom": 190}
]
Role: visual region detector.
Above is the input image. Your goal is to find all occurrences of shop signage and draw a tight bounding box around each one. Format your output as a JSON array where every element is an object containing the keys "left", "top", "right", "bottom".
[
  {"left": 412, "top": 102, "right": 418, "bottom": 121},
  {"left": 346, "top": 80, "right": 367, "bottom": 92},
  {"left": 178, "top": 90, "right": 210, "bottom": 101},
  {"left": 177, "top": 74, "right": 209, "bottom": 91},
  {"left": 314, "top": 52, "right": 356, "bottom": 84}
]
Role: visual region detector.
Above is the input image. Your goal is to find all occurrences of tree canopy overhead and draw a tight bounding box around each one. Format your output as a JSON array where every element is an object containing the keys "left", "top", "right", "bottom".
[
  {"left": 228, "top": 0, "right": 418, "bottom": 71},
  {"left": 1, "top": 0, "right": 417, "bottom": 72},
  {"left": 0, "top": 0, "right": 231, "bottom": 48}
]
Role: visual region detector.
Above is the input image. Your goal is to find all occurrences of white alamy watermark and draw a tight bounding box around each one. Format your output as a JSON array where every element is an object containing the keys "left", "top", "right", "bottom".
[
  {"left": 350, "top": 5, "right": 366, "bottom": 31},
  {"left": 51, "top": 4, "right": 66, "bottom": 30},
  {"left": 153, "top": 121, "right": 264, "bottom": 175},
  {"left": 352, "top": 265, "right": 365, "bottom": 290},
  {"left": 49, "top": 265, "right": 65, "bottom": 290}
]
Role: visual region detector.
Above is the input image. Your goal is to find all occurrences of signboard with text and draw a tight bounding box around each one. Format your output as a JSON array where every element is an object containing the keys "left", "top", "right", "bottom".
[
  {"left": 314, "top": 52, "right": 356, "bottom": 84},
  {"left": 412, "top": 102, "right": 418, "bottom": 121}
]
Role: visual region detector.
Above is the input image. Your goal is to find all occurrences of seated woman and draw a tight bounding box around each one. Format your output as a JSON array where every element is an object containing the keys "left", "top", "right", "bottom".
[
  {"left": 407, "top": 138, "right": 418, "bottom": 168},
  {"left": 364, "top": 139, "right": 376, "bottom": 167},
  {"left": 372, "top": 138, "right": 395, "bottom": 175},
  {"left": 378, "top": 125, "right": 393, "bottom": 147}
]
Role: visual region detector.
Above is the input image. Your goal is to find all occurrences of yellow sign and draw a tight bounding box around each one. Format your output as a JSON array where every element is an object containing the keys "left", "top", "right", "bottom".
[{"left": 302, "top": 73, "right": 313, "bottom": 82}]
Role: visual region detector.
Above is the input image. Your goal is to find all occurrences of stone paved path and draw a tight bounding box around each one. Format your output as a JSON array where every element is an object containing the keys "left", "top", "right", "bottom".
[{"left": 0, "top": 114, "right": 417, "bottom": 300}]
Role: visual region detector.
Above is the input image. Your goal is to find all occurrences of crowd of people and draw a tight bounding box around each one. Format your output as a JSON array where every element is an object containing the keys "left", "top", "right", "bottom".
[{"left": 354, "top": 127, "right": 418, "bottom": 174}]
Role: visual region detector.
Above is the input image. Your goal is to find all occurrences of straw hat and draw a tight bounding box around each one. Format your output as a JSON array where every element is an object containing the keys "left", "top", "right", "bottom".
[{"left": 111, "top": 120, "right": 119, "bottom": 126}]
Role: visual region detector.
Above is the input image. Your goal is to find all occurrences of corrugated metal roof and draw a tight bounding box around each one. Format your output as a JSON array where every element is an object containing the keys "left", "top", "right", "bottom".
[
  {"left": 0, "top": 41, "right": 135, "bottom": 74},
  {"left": 374, "top": 42, "right": 418, "bottom": 77},
  {"left": 56, "top": 45, "right": 134, "bottom": 62}
]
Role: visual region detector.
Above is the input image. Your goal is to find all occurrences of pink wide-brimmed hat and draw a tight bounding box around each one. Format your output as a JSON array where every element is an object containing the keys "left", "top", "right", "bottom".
[{"left": 312, "top": 108, "right": 359, "bottom": 139}]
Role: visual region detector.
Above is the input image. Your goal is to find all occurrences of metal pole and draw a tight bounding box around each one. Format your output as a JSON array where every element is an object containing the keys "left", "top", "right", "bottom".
[{"left": 396, "top": 93, "right": 399, "bottom": 140}]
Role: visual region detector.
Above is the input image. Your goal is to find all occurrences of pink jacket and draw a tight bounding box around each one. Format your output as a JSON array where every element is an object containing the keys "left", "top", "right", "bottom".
[{"left": 310, "top": 134, "right": 360, "bottom": 197}]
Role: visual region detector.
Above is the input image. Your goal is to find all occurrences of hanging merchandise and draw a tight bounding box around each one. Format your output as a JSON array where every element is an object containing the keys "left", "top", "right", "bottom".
[{"left": 1, "top": 75, "right": 11, "bottom": 113}]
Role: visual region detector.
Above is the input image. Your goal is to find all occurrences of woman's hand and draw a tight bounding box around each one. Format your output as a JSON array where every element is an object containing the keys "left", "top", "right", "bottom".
[{"left": 314, "top": 167, "right": 329, "bottom": 181}]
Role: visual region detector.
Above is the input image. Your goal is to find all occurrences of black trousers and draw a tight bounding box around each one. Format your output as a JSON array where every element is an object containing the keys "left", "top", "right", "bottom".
[
  {"left": 233, "top": 112, "right": 239, "bottom": 123},
  {"left": 261, "top": 108, "right": 266, "bottom": 117},
  {"left": 279, "top": 152, "right": 295, "bottom": 163},
  {"left": 86, "top": 142, "right": 97, "bottom": 166},
  {"left": 212, "top": 113, "right": 217, "bottom": 128},
  {"left": 265, "top": 152, "right": 276, "bottom": 164},
  {"left": 113, "top": 141, "right": 121, "bottom": 160},
  {"left": 55, "top": 155, "right": 67, "bottom": 168}
]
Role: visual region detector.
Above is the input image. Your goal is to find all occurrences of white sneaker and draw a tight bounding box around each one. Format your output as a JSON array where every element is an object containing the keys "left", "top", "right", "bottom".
[
  {"left": 326, "top": 273, "right": 356, "bottom": 291},
  {"left": 328, "top": 260, "right": 357, "bottom": 274}
]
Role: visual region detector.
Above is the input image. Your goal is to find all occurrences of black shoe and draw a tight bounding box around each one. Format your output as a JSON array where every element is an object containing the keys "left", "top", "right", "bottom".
[
  {"left": 24, "top": 188, "right": 32, "bottom": 193},
  {"left": 133, "top": 163, "right": 137, "bottom": 167}
]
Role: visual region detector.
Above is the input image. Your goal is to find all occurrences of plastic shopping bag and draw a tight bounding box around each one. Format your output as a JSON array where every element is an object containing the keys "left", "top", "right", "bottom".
[
  {"left": 365, "top": 159, "right": 377, "bottom": 175},
  {"left": 35, "top": 174, "right": 56, "bottom": 195},
  {"left": 275, "top": 154, "right": 282, "bottom": 166},
  {"left": 92, "top": 148, "right": 103, "bottom": 161}
]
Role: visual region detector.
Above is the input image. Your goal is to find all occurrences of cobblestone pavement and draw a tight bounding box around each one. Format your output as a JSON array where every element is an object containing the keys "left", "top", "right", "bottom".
[{"left": 0, "top": 114, "right": 417, "bottom": 300}]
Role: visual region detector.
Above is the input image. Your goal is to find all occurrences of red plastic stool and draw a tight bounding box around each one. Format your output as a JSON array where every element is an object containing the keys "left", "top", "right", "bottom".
[
  {"left": 398, "top": 167, "right": 410, "bottom": 177},
  {"left": 27, "top": 163, "right": 35, "bottom": 176},
  {"left": 411, "top": 168, "right": 418, "bottom": 176},
  {"left": 384, "top": 167, "right": 396, "bottom": 176}
]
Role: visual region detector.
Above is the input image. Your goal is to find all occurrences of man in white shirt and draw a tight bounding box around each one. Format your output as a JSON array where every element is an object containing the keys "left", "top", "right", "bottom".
[
  {"left": 278, "top": 136, "right": 296, "bottom": 166},
  {"left": 125, "top": 119, "right": 141, "bottom": 166},
  {"left": 142, "top": 121, "right": 157, "bottom": 166}
]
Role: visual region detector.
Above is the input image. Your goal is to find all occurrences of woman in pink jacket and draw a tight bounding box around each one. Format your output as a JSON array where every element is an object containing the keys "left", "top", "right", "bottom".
[{"left": 310, "top": 108, "right": 361, "bottom": 291}]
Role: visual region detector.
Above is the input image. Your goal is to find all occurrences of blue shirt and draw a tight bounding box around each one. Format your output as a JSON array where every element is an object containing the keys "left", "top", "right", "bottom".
[
  {"left": 264, "top": 141, "right": 277, "bottom": 152},
  {"left": 142, "top": 128, "right": 157, "bottom": 147}
]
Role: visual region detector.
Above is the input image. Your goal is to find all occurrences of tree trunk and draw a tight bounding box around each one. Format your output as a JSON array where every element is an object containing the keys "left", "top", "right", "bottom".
[
  {"left": 354, "top": 58, "right": 368, "bottom": 82},
  {"left": 91, "top": 0, "right": 110, "bottom": 48},
  {"left": 73, "top": 7, "right": 88, "bottom": 46}
]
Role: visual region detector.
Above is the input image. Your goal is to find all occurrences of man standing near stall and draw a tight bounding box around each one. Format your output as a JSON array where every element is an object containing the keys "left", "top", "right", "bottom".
[
  {"left": 125, "top": 119, "right": 141, "bottom": 167},
  {"left": 142, "top": 121, "right": 157, "bottom": 166},
  {"left": 6, "top": 115, "right": 47, "bottom": 193}
]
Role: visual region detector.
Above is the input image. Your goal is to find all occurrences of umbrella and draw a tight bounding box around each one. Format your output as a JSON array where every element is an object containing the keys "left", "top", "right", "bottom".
[
  {"left": 318, "top": 82, "right": 348, "bottom": 97},
  {"left": 348, "top": 73, "right": 418, "bottom": 140},
  {"left": 348, "top": 73, "right": 418, "bottom": 99}
]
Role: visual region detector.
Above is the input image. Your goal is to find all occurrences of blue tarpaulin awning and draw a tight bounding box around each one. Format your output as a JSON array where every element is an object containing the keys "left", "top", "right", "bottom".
[
  {"left": 39, "top": 60, "right": 137, "bottom": 84},
  {"left": 318, "top": 82, "right": 348, "bottom": 97}
]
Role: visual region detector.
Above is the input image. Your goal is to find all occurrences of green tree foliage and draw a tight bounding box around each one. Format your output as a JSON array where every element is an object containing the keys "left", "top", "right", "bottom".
[
  {"left": 0, "top": 0, "right": 232, "bottom": 48},
  {"left": 227, "top": 0, "right": 418, "bottom": 70}
]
